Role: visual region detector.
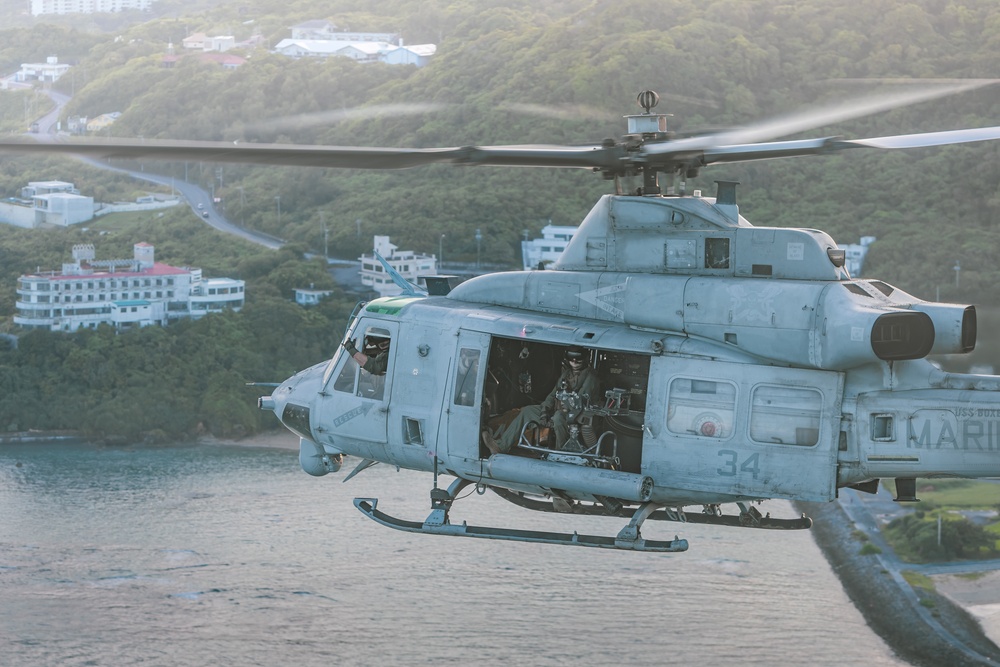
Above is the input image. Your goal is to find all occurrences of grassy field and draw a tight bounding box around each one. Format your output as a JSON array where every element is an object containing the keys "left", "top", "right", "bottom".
[
  {"left": 908, "top": 479, "right": 1000, "bottom": 509},
  {"left": 882, "top": 479, "right": 1000, "bottom": 561}
]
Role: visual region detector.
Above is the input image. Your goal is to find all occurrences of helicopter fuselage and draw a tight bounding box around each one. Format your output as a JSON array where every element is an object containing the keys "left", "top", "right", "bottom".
[{"left": 262, "top": 192, "right": 1000, "bottom": 515}]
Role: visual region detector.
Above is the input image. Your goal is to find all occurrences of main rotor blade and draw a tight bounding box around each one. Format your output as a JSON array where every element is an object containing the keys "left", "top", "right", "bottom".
[
  {"left": 0, "top": 137, "right": 457, "bottom": 168},
  {"left": 243, "top": 102, "right": 450, "bottom": 133},
  {"left": 645, "top": 79, "right": 999, "bottom": 156},
  {"left": 838, "top": 126, "right": 1000, "bottom": 149},
  {"left": 0, "top": 137, "right": 614, "bottom": 170},
  {"left": 695, "top": 125, "right": 1000, "bottom": 167}
]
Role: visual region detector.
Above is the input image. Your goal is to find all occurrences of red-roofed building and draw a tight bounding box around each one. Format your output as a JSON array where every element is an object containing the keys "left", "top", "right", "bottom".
[{"left": 15, "top": 242, "right": 244, "bottom": 331}]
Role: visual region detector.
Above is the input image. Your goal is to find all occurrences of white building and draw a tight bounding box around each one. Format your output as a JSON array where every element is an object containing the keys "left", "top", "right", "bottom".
[
  {"left": 16, "top": 56, "right": 70, "bottom": 83},
  {"left": 22, "top": 181, "right": 78, "bottom": 198},
  {"left": 180, "top": 33, "right": 236, "bottom": 52},
  {"left": 359, "top": 236, "right": 437, "bottom": 297},
  {"left": 30, "top": 0, "right": 153, "bottom": 15},
  {"left": 839, "top": 236, "right": 877, "bottom": 277},
  {"left": 289, "top": 21, "right": 399, "bottom": 43},
  {"left": 521, "top": 223, "right": 578, "bottom": 270},
  {"left": 0, "top": 181, "right": 94, "bottom": 229},
  {"left": 273, "top": 26, "right": 435, "bottom": 66},
  {"left": 14, "top": 243, "right": 245, "bottom": 332},
  {"left": 32, "top": 192, "right": 94, "bottom": 227},
  {"left": 382, "top": 44, "right": 437, "bottom": 67},
  {"left": 294, "top": 287, "right": 333, "bottom": 306}
]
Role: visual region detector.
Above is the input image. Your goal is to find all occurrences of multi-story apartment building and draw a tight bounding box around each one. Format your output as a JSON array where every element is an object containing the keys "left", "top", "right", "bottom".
[
  {"left": 15, "top": 242, "right": 244, "bottom": 332},
  {"left": 30, "top": 0, "right": 153, "bottom": 16},
  {"left": 521, "top": 223, "right": 578, "bottom": 271},
  {"left": 359, "top": 236, "right": 437, "bottom": 297}
]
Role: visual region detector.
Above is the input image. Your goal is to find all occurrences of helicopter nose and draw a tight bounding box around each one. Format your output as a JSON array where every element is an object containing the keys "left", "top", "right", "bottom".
[{"left": 258, "top": 361, "right": 327, "bottom": 439}]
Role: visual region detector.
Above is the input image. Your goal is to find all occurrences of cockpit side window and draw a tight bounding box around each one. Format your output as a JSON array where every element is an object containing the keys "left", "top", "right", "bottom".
[
  {"left": 454, "top": 348, "right": 481, "bottom": 407},
  {"left": 356, "top": 327, "right": 392, "bottom": 400},
  {"left": 333, "top": 355, "right": 359, "bottom": 394},
  {"left": 334, "top": 324, "right": 393, "bottom": 400}
]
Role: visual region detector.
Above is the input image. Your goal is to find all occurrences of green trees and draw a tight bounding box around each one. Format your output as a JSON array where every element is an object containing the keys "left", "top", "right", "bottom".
[
  {"left": 21, "top": 0, "right": 999, "bottom": 301},
  {"left": 0, "top": 283, "right": 351, "bottom": 442},
  {"left": 8, "top": 0, "right": 1000, "bottom": 438},
  {"left": 885, "top": 513, "right": 997, "bottom": 562},
  {"left": 0, "top": 212, "right": 354, "bottom": 442}
]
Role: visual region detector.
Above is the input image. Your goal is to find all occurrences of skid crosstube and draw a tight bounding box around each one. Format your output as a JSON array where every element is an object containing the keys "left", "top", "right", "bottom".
[
  {"left": 354, "top": 498, "right": 689, "bottom": 553},
  {"left": 490, "top": 487, "right": 813, "bottom": 530}
]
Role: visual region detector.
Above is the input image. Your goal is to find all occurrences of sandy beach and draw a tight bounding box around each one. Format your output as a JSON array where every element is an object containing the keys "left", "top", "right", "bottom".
[
  {"left": 199, "top": 431, "right": 301, "bottom": 450},
  {"left": 934, "top": 571, "right": 1000, "bottom": 648}
]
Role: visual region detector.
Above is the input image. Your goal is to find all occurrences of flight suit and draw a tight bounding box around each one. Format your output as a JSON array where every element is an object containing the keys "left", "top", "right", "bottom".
[{"left": 494, "top": 365, "right": 599, "bottom": 453}]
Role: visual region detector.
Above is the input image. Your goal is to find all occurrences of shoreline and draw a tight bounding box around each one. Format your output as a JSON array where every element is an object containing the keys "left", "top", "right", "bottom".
[
  {"left": 797, "top": 498, "right": 1000, "bottom": 666},
  {"left": 197, "top": 431, "right": 301, "bottom": 450}
]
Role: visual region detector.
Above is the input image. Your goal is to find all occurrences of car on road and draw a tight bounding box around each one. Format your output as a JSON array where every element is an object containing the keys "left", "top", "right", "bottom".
[{"left": 202, "top": 211, "right": 209, "bottom": 218}]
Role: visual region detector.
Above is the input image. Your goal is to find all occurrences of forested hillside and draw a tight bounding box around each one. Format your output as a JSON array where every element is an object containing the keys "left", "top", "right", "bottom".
[
  {"left": 8, "top": 0, "right": 995, "bottom": 303},
  {"left": 3, "top": 0, "right": 1000, "bottom": 441},
  {"left": 0, "top": 212, "right": 349, "bottom": 441}
]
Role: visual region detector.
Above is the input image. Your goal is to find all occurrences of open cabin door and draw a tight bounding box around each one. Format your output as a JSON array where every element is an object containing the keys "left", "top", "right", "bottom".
[
  {"left": 317, "top": 319, "right": 399, "bottom": 460},
  {"left": 446, "top": 330, "right": 491, "bottom": 462},
  {"left": 643, "top": 358, "right": 843, "bottom": 503}
]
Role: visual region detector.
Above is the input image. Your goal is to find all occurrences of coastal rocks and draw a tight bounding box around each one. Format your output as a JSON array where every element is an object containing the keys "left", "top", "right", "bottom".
[{"left": 797, "top": 499, "right": 1000, "bottom": 667}]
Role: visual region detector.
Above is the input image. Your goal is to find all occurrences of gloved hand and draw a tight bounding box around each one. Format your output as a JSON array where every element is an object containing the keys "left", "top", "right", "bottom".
[{"left": 342, "top": 338, "right": 359, "bottom": 356}]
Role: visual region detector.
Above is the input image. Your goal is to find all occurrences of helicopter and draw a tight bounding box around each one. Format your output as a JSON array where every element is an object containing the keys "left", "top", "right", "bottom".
[{"left": 4, "top": 84, "right": 1000, "bottom": 553}]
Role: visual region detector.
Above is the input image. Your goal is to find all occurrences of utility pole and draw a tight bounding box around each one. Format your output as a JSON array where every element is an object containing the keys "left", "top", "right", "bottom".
[
  {"left": 275, "top": 195, "right": 281, "bottom": 227},
  {"left": 439, "top": 233, "right": 445, "bottom": 270},
  {"left": 475, "top": 228, "right": 482, "bottom": 269},
  {"left": 321, "top": 212, "right": 328, "bottom": 261}
]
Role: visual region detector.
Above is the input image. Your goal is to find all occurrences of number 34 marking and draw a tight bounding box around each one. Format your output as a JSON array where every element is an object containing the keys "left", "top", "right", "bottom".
[{"left": 717, "top": 450, "right": 760, "bottom": 479}]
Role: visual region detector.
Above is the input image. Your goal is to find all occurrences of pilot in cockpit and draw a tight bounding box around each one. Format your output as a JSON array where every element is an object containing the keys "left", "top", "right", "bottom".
[
  {"left": 482, "top": 346, "right": 598, "bottom": 455},
  {"left": 342, "top": 335, "right": 391, "bottom": 376}
]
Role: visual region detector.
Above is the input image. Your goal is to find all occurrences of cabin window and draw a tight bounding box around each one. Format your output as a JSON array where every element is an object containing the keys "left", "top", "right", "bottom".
[
  {"left": 666, "top": 377, "right": 737, "bottom": 439},
  {"left": 750, "top": 385, "right": 822, "bottom": 446},
  {"left": 705, "top": 238, "right": 730, "bottom": 269},
  {"left": 453, "top": 348, "right": 481, "bottom": 407},
  {"left": 403, "top": 417, "right": 424, "bottom": 445},
  {"left": 871, "top": 414, "right": 894, "bottom": 441}
]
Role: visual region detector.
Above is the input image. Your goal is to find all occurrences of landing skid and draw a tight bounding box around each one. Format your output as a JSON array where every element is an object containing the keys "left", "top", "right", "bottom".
[{"left": 353, "top": 479, "right": 688, "bottom": 553}]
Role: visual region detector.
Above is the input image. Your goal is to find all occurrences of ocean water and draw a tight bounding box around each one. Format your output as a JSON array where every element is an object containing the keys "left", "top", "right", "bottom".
[{"left": 0, "top": 442, "right": 907, "bottom": 667}]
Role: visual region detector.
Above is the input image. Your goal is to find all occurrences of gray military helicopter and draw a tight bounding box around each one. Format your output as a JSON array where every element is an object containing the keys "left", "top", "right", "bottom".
[{"left": 4, "top": 84, "right": 1000, "bottom": 552}]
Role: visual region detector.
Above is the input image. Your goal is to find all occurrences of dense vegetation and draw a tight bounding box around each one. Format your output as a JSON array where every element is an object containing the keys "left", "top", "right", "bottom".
[
  {"left": 2, "top": 1, "right": 999, "bottom": 301},
  {"left": 0, "top": 89, "right": 52, "bottom": 134},
  {"left": 882, "top": 480, "right": 1000, "bottom": 561},
  {"left": 0, "top": 212, "right": 353, "bottom": 441},
  {"left": 4, "top": 0, "right": 1000, "bottom": 440},
  {"left": 885, "top": 513, "right": 998, "bottom": 562}
]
